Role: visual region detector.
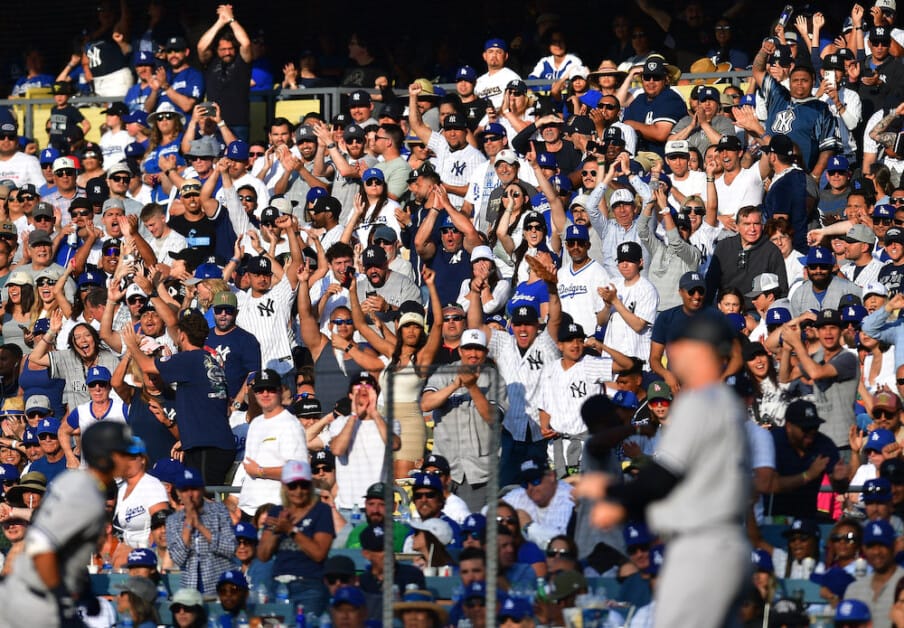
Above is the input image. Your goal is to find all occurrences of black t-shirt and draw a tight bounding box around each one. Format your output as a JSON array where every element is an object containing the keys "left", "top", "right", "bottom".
[
  {"left": 85, "top": 38, "right": 128, "bottom": 78},
  {"left": 205, "top": 56, "right": 251, "bottom": 127},
  {"left": 167, "top": 206, "right": 236, "bottom": 262}
]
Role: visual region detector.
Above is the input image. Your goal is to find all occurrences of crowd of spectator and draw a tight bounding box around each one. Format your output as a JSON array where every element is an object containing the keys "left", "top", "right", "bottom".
[{"left": 9, "top": 0, "right": 904, "bottom": 627}]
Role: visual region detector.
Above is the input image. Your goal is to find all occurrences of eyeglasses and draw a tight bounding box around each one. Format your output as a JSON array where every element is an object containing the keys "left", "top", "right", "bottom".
[
  {"left": 443, "top": 315, "right": 464, "bottom": 322},
  {"left": 331, "top": 318, "right": 354, "bottom": 326},
  {"left": 546, "top": 547, "right": 574, "bottom": 558},
  {"left": 55, "top": 169, "right": 76, "bottom": 177},
  {"left": 71, "top": 209, "right": 92, "bottom": 218},
  {"left": 877, "top": 218, "right": 895, "bottom": 226},
  {"left": 255, "top": 386, "right": 279, "bottom": 394},
  {"left": 521, "top": 477, "right": 544, "bottom": 488},
  {"left": 156, "top": 112, "right": 177, "bottom": 120},
  {"left": 88, "top": 381, "right": 110, "bottom": 388},
  {"left": 237, "top": 538, "right": 255, "bottom": 546},
  {"left": 524, "top": 225, "right": 545, "bottom": 233},
  {"left": 249, "top": 151, "right": 266, "bottom": 158},
  {"left": 413, "top": 491, "right": 438, "bottom": 501},
  {"left": 326, "top": 575, "right": 352, "bottom": 585},
  {"left": 364, "top": 179, "right": 384, "bottom": 186},
  {"left": 109, "top": 175, "right": 131, "bottom": 183},
  {"left": 892, "top": 197, "right": 904, "bottom": 205},
  {"left": 683, "top": 206, "right": 705, "bottom": 215},
  {"left": 127, "top": 296, "right": 147, "bottom": 305},
  {"left": 506, "top": 191, "right": 522, "bottom": 198},
  {"left": 597, "top": 103, "right": 618, "bottom": 111},
  {"left": 286, "top": 480, "right": 312, "bottom": 490},
  {"left": 627, "top": 543, "right": 650, "bottom": 554},
  {"left": 35, "top": 278, "right": 56, "bottom": 287},
  {"left": 38, "top": 433, "right": 57, "bottom": 440},
  {"left": 18, "top": 194, "right": 34, "bottom": 202},
  {"left": 581, "top": 170, "right": 597, "bottom": 177}
]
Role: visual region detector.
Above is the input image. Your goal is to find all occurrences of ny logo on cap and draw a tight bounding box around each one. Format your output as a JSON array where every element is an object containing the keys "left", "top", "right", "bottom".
[
  {"left": 521, "top": 459, "right": 538, "bottom": 471},
  {"left": 366, "top": 249, "right": 375, "bottom": 258},
  {"left": 805, "top": 406, "right": 815, "bottom": 418},
  {"left": 518, "top": 307, "right": 528, "bottom": 316},
  {"left": 569, "top": 324, "right": 578, "bottom": 332},
  {"left": 620, "top": 244, "right": 630, "bottom": 252},
  {"left": 645, "top": 60, "right": 656, "bottom": 71}
]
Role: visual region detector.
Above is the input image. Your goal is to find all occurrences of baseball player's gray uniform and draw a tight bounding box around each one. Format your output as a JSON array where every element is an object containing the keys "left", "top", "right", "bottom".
[
  {"left": 646, "top": 383, "right": 751, "bottom": 628},
  {"left": 0, "top": 469, "right": 106, "bottom": 627}
]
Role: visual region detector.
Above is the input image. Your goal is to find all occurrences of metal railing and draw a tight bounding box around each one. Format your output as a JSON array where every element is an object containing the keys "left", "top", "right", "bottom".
[{"left": 0, "top": 70, "right": 754, "bottom": 140}]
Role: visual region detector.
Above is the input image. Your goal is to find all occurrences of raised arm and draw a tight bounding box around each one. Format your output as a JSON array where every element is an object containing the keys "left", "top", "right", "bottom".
[
  {"left": 347, "top": 275, "right": 394, "bottom": 356},
  {"left": 296, "top": 264, "right": 327, "bottom": 358},
  {"left": 407, "top": 82, "right": 434, "bottom": 144},
  {"left": 414, "top": 267, "right": 444, "bottom": 372}
]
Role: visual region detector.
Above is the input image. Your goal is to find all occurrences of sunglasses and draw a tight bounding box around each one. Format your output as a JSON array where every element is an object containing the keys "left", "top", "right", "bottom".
[
  {"left": 103, "top": 247, "right": 121, "bottom": 257},
  {"left": 524, "top": 225, "right": 545, "bottom": 233},
  {"left": 874, "top": 409, "right": 898, "bottom": 420},
  {"left": 109, "top": 175, "right": 131, "bottom": 183},
  {"left": 496, "top": 515, "right": 517, "bottom": 525},
  {"left": 55, "top": 169, "right": 77, "bottom": 177},
  {"left": 127, "top": 296, "right": 147, "bottom": 305},
  {"left": 443, "top": 315, "right": 465, "bottom": 322},
  {"left": 787, "top": 534, "right": 812, "bottom": 543},
  {"left": 440, "top": 227, "right": 460, "bottom": 234},
  {"left": 506, "top": 191, "right": 522, "bottom": 198},
  {"left": 35, "top": 278, "right": 56, "bottom": 287},
  {"left": 237, "top": 538, "right": 255, "bottom": 546},
  {"left": 18, "top": 194, "right": 34, "bottom": 202},
  {"left": 88, "top": 381, "right": 110, "bottom": 388},
  {"left": 213, "top": 306, "right": 236, "bottom": 315},
  {"left": 891, "top": 197, "right": 904, "bottom": 205},
  {"left": 312, "top": 465, "right": 333, "bottom": 474},
  {"left": 347, "top": 137, "right": 364, "bottom": 144},
  {"left": 374, "top": 238, "right": 393, "bottom": 246},
  {"left": 565, "top": 239, "right": 588, "bottom": 248},
  {"left": 686, "top": 287, "right": 705, "bottom": 297},
  {"left": 465, "top": 599, "right": 486, "bottom": 608},
  {"left": 286, "top": 480, "right": 312, "bottom": 490},
  {"left": 484, "top": 135, "right": 504, "bottom": 141},
  {"left": 683, "top": 206, "right": 705, "bottom": 215},
  {"left": 188, "top": 156, "right": 212, "bottom": 162},
  {"left": 831, "top": 532, "right": 858, "bottom": 543},
  {"left": 26, "top": 411, "right": 48, "bottom": 418},
  {"left": 238, "top": 195, "right": 257, "bottom": 202},
  {"left": 171, "top": 605, "right": 197, "bottom": 614},
  {"left": 71, "top": 209, "right": 92, "bottom": 218},
  {"left": 465, "top": 530, "right": 482, "bottom": 540},
  {"left": 546, "top": 547, "right": 574, "bottom": 558},
  {"left": 34, "top": 215, "right": 53, "bottom": 222},
  {"left": 877, "top": 218, "right": 894, "bottom": 226},
  {"left": 642, "top": 74, "right": 663, "bottom": 81},
  {"left": 156, "top": 112, "right": 177, "bottom": 120},
  {"left": 627, "top": 543, "right": 650, "bottom": 554},
  {"left": 364, "top": 179, "right": 384, "bottom": 186},
  {"left": 597, "top": 103, "right": 619, "bottom": 111},
  {"left": 521, "top": 476, "right": 544, "bottom": 488},
  {"left": 255, "top": 386, "right": 279, "bottom": 394},
  {"left": 0, "top": 134, "right": 16, "bottom": 141},
  {"left": 249, "top": 151, "right": 266, "bottom": 157},
  {"left": 580, "top": 170, "right": 598, "bottom": 177},
  {"left": 38, "top": 433, "right": 58, "bottom": 440},
  {"left": 331, "top": 318, "right": 354, "bottom": 326},
  {"left": 808, "top": 264, "right": 832, "bottom": 271},
  {"left": 181, "top": 192, "right": 200, "bottom": 199},
  {"left": 413, "top": 491, "right": 438, "bottom": 501}
]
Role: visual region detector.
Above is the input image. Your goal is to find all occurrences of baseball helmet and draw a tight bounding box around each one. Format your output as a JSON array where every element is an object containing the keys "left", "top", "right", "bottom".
[
  {"left": 672, "top": 310, "right": 736, "bottom": 358},
  {"left": 81, "top": 422, "right": 135, "bottom": 473}
]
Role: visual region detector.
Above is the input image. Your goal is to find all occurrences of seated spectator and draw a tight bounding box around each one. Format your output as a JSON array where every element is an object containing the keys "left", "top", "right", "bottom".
[
  {"left": 216, "top": 569, "right": 250, "bottom": 623},
  {"left": 752, "top": 518, "right": 826, "bottom": 579},
  {"left": 810, "top": 567, "right": 856, "bottom": 616},
  {"left": 617, "top": 521, "right": 657, "bottom": 609},
  {"left": 233, "top": 521, "right": 272, "bottom": 593},
  {"left": 497, "top": 523, "right": 536, "bottom": 590},
  {"left": 861, "top": 478, "right": 904, "bottom": 536},
  {"left": 503, "top": 459, "right": 576, "bottom": 552},
  {"left": 461, "top": 513, "right": 486, "bottom": 550},
  {"left": 113, "top": 575, "right": 160, "bottom": 628},
  {"left": 329, "top": 586, "right": 369, "bottom": 628},
  {"left": 169, "top": 588, "right": 207, "bottom": 628},
  {"left": 359, "top": 523, "right": 426, "bottom": 619},
  {"left": 845, "top": 520, "right": 904, "bottom": 621},
  {"left": 345, "top": 481, "right": 411, "bottom": 552},
  {"left": 421, "top": 453, "right": 470, "bottom": 524}
]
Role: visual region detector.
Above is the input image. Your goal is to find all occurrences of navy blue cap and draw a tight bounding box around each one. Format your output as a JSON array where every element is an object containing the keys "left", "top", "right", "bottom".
[
  {"left": 126, "top": 548, "right": 157, "bottom": 568},
  {"left": 174, "top": 466, "right": 205, "bottom": 490},
  {"left": 827, "top": 155, "right": 850, "bottom": 172},
  {"left": 752, "top": 549, "right": 774, "bottom": 573},
  {"left": 623, "top": 521, "right": 653, "bottom": 545},
  {"left": 766, "top": 306, "right": 791, "bottom": 326},
  {"left": 565, "top": 224, "right": 589, "bottom": 241},
  {"left": 863, "top": 477, "right": 893, "bottom": 503},
  {"left": 782, "top": 518, "right": 821, "bottom": 539},
  {"left": 39, "top": 147, "right": 60, "bottom": 165},
  {"left": 864, "top": 519, "right": 896, "bottom": 546},
  {"left": 835, "top": 599, "right": 871, "bottom": 622},
  {"left": 537, "top": 152, "right": 557, "bottom": 169},
  {"left": 461, "top": 513, "right": 486, "bottom": 534},
  {"left": 804, "top": 246, "right": 833, "bottom": 266},
  {"left": 874, "top": 203, "right": 895, "bottom": 219},
  {"left": 412, "top": 472, "right": 443, "bottom": 492},
  {"left": 612, "top": 390, "right": 639, "bottom": 409},
  {"left": 234, "top": 522, "right": 257, "bottom": 541},
  {"left": 484, "top": 37, "right": 508, "bottom": 52},
  {"left": 810, "top": 567, "right": 855, "bottom": 598},
  {"left": 217, "top": 569, "right": 249, "bottom": 590},
  {"left": 455, "top": 65, "right": 477, "bottom": 82}
]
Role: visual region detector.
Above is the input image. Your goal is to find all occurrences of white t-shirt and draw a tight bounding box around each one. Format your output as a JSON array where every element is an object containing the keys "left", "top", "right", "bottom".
[
  {"left": 149, "top": 228, "right": 188, "bottom": 265},
  {"left": 329, "top": 415, "right": 398, "bottom": 510},
  {"left": 669, "top": 170, "right": 709, "bottom": 205},
  {"left": 603, "top": 276, "right": 659, "bottom": 361},
  {"left": 115, "top": 472, "right": 168, "bottom": 548},
  {"left": 238, "top": 409, "right": 308, "bottom": 515},
  {"left": 557, "top": 261, "right": 609, "bottom": 334},
  {"left": 100, "top": 129, "right": 132, "bottom": 166},
  {"left": 715, "top": 166, "right": 765, "bottom": 218},
  {"left": 475, "top": 67, "right": 522, "bottom": 107}
]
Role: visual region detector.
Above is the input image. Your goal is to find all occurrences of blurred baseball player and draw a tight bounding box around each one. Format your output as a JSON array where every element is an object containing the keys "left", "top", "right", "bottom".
[
  {"left": 581, "top": 310, "right": 751, "bottom": 628},
  {"left": 0, "top": 422, "right": 135, "bottom": 627}
]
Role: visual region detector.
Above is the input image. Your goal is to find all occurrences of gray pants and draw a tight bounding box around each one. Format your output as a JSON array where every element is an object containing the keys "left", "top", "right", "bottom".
[
  {"left": 452, "top": 476, "right": 488, "bottom": 513},
  {"left": 653, "top": 527, "right": 749, "bottom": 628},
  {"left": 0, "top": 577, "right": 60, "bottom": 628}
]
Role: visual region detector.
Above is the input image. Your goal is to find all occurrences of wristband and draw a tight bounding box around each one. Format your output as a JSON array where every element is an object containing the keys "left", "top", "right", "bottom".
[
  {"left": 164, "top": 169, "right": 174, "bottom": 177},
  {"left": 706, "top": 177, "right": 715, "bottom": 183},
  {"left": 344, "top": 343, "right": 355, "bottom": 353},
  {"left": 230, "top": 257, "right": 241, "bottom": 264},
  {"left": 217, "top": 120, "right": 226, "bottom": 128},
  {"left": 326, "top": 142, "right": 337, "bottom": 149}
]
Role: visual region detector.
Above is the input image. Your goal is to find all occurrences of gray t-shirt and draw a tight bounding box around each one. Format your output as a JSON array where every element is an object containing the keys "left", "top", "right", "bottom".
[
  {"left": 49, "top": 348, "right": 121, "bottom": 410},
  {"left": 801, "top": 347, "right": 860, "bottom": 447},
  {"left": 356, "top": 269, "right": 422, "bottom": 328},
  {"left": 670, "top": 115, "right": 737, "bottom": 154},
  {"left": 648, "top": 383, "right": 750, "bottom": 535}
]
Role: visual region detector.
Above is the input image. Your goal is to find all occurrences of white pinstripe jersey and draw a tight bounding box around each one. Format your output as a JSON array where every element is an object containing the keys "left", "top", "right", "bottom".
[
  {"left": 539, "top": 357, "right": 613, "bottom": 435},
  {"left": 235, "top": 274, "right": 296, "bottom": 365},
  {"left": 426, "top": 134, "right": 488, "bottom": 208}
]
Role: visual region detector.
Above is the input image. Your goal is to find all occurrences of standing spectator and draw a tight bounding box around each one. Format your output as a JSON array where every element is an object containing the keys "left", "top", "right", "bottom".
[
  {"left": 238, "top": 369, "right": 307, "bottom": 519},
  {"left": 205, "top": 290, "right": 261, "bottom": 401},
  {"left": 257, "top": 459, "right": 335, "bottom": 616},
  {"left": 840, "top": 225, "right": 887, "bottom": 289},
  {"left": 197, "top": 5, "right": 252, "bottom": 139},
  {"left": 705, "top": 205, "right": 788, "bottom": 311},
  {"left": 421, "top": 329, "right": 507, "bottom": 511},
  {"left": 621, "top": 58, "right": 688, "bottom": 157},
  {"left": 762, "top": 134, "right": 809, "bottom": 253},
  {"left": 145, "top": 36, "right": 204, "bottom": 115},
  {"left": 122, "top": 313, "right": 234, "bottom": 484},
  {"left": 165, "top": 466, "right": 236, "bottom": 594},
  {"left": 475, "top": 38, "right": 522, "bottom": 108}
]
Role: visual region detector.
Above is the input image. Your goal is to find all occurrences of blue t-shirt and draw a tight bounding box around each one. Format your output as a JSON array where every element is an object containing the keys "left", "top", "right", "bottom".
[
  {"left": 124, "top": 83, "right": 153, "bottom": 113},
  {"left": 622, "top": 89, "right": 688, "bottom": 156},
  {"left": 428, "top": 237, "right": 472, "bottom": 306},
  {"left": 206, "top": 326, "right": 262, "bottom": 399},
  {"left": 161, "top": 66, "right": 204, "bottom": 112},
  {"left": 155, "top": 349, "right": 232, "bottom": 450},
  {"left": 517, "top": 540, "right": 545, "bottom": 565},
  {"left": 267, "top": 502, "right": 335, "bottom": 578},
  {"left": 764, "top": 168, "right": 808, "bottom": 253},
  {"left": 126, "top": 396, "right": 177, "bottom": 466},
  {"left": 651, "top": 305, "right": 720, "bottom": 345},
  {"left": 30, "top": 455, "right": 67, "bottom": 485},
  {"left": 508, "top": 280, "right": 550, "bottom": 317},
  {"left": 762, "top": 75, "right": 839, "bottom": 171}
]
